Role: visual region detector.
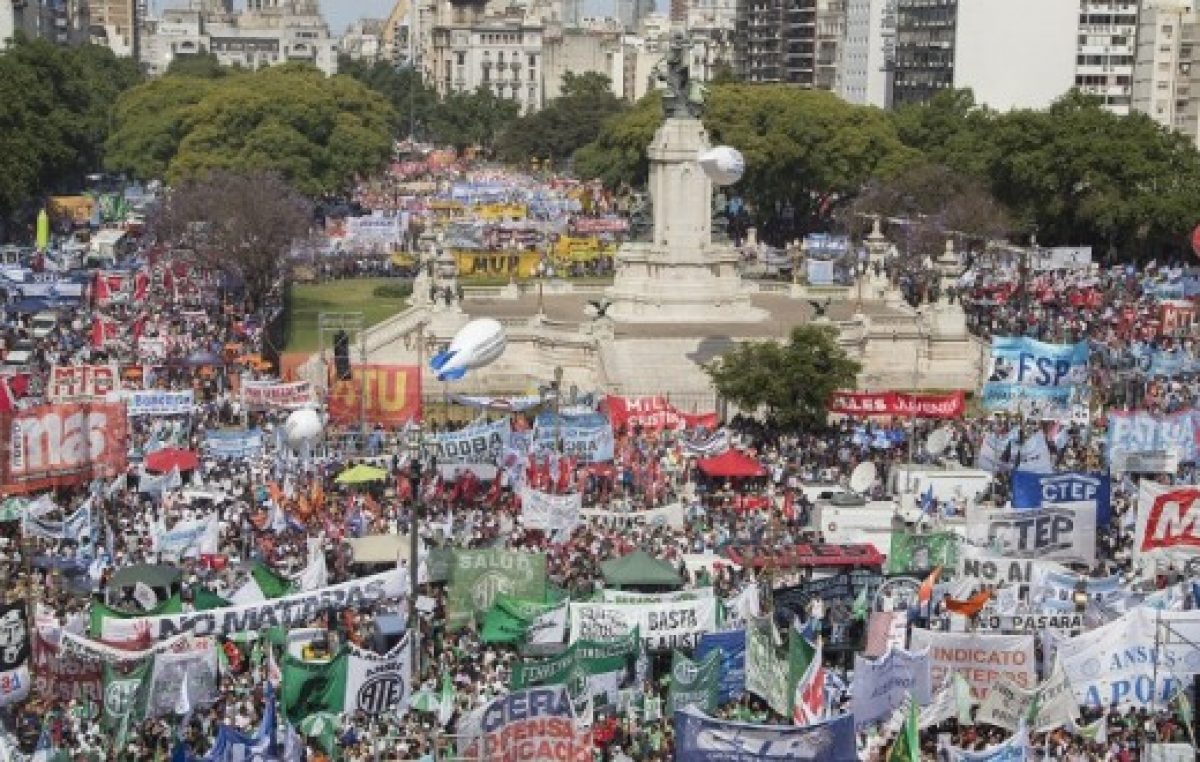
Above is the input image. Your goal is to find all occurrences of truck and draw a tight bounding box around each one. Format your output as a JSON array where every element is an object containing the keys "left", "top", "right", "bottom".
[
  {"left": 888, "top": 464, "right": 993, "bottom": 518},
  {"left": 810, "top": 493, "right": 903, "bottom": 554}
]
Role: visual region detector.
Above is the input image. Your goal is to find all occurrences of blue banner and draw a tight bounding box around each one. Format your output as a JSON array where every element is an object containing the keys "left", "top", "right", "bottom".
[
  {"left": 1011, "top": 471, "right": 1111, "bottom": 525},
  {"left": 1106, "top": 409, "right": 1198, "bottom": 463},
  {"left": 1130, "top": 345, "right": 1200, "bottom": 377},
  {"left": 673, "top": 707, "right": 858, "bottom": 761},
  {"left": 697, "top": 629, "right": 746, "bottom": 705},
  {"left": 534, "top": 412, "right": 614, "bottom": 463},
  {"left": 982, "top": 337, "right": 1088, "bottom": 413},
  {"left": 203, "top": 430, "right": 264, "bottom": 459}
]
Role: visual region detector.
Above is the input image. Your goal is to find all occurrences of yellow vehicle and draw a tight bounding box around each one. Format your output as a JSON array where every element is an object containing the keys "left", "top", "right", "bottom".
[
  {"left": 48, "top": 196, "right": 96, "bottom": 226},
  {"left": 454, "top": 249, "right": 543, "bottom": 278},
  {"left": 552, "top": 235, "right": 616, "bottom": 264},
  {"left": 474, "top": 203, "right": 527, "bottom": 222}
]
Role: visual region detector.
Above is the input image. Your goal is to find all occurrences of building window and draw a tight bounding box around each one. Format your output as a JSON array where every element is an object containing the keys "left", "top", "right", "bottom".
[{"left": 456, "top": 51, "right": 465, "bottom": 65}]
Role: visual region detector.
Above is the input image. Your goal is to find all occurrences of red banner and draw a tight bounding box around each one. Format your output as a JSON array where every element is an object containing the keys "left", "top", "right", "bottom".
[
  {"left": 1159, "top": 300, "right": 1197, "bottom": 337},
  {"left": 327, "top": 365, "right": 421, "bottom": 426},
  {"left": 827, "top": 390, "right": 965, "bottom": 419},
  {"left": 46, "top": 364, "right": 119, "bottom": 403},
  {"left": 604, "top": 395, "right": 718, "bottom": 431},
  {"left": 0, "top": 402, "right": 128, "bottom": 493},
  {"left": 32, "top": 631, "right": 101, "bottom": 711}
]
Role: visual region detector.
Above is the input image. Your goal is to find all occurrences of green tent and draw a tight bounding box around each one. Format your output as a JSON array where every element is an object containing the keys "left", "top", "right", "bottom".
[{"left": 599, "top": 550, "right": 683, "bottom": 590}]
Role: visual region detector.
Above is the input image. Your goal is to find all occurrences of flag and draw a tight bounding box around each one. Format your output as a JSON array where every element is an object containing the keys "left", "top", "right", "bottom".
[
  {"left": 852, "top": 585, "right": 869, "bottom": 621},
  {"left": 791, "top": 636, "right": 825, "bottom": 727},
  {"left": 281, "top": 650, "right": 348, "bottom": 723},
  {"left": 888, "top": 698, "right": 919, "bottom": 762},
  {"left": 945, "top": 589, "right": 992, "bottom": 618},
  {"left": 231, "top": 562, "right": 295, "bottom": 604},
  {"left": 437, "top": 672, "right": 456, "bottom": 727},
  {"left": 917, "top": 566, "right": 942, "bottom": 606},
  {"left": 1172, "top": 687, "right": 1196, "bottom": 746},
  {"left": 920, "top": 484, "right": 935, "bottom": 514}
]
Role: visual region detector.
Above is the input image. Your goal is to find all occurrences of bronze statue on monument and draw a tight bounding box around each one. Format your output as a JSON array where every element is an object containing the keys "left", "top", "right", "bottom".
[{"left": 654, "top": 33, "right": 706, "bottom": 120}]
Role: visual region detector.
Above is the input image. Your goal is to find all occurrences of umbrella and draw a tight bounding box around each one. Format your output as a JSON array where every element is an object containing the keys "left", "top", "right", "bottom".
[
  {"left": 408, "top": 688, "right": 441, "bottom": 713},
  {"left": 335, "top": 464, "right": 389, "bottom": 485},
  {"left": 298, "top": 712, "right": 338, "bottom": 756},
  {"left": 145, "top": 447, "right": 200, "bottom": 473}
]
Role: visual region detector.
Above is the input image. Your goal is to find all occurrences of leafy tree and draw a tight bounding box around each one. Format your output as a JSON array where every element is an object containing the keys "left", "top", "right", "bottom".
[
  {"left": 337, "top": 57, "right": 439, "bottom": 138},
  {"left": 575, "top": 84, "right": 918, "bottom": 230},
  {"left": 497, "top": 72, "right": 627, "bottom": 163},
  {"left": 427, "top": 86, "right": 520, "bottom": 154},
  {"left": 705, "top": 324, "right": 861, "bottom": 429},
  {"left": 106, "top": 64, "right": 395, "bottom": 195},
  {"left": 0, "top": 38, "right": 142, "bottom": 231},
  {"left": 165, "top": 52, "right": 236, "bottom": 79},
  {"left": 152, "top": 170, "right": 311, "bottom": 311}
]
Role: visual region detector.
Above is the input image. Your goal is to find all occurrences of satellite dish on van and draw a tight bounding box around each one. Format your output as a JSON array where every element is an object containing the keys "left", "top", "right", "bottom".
[
  {"left": 849, "top": 462, "right": 876, "bottom": 495},
  {"left": 925, "top": 427, "right": 952, "bottom": 458}
]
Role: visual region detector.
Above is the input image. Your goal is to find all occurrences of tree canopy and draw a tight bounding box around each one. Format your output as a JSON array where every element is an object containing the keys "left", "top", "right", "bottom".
[
  {"left": 497, "top": 72, "right": 627, "bottom": 164},
  {"left": 0, "top": 38, "right": 142, "bottom": 228},
  {"left": 337, "top": 57, "right": 439, "bottom": 138},
  {"left": 705, "top": 324, "right": 861, "bottom": 429},
  {"left": 426, "top": 87, "right": 521, "bottom": 155},
  {"left": 106, "top": 64, "right": 396, "bottom": 196}
]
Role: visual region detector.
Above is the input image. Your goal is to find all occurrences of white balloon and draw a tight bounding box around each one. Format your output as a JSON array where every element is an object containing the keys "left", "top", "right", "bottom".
[
  {"left": 430, "top": 318, "right": 507, "bottom": 381},
  {"left": 284, "top": 408, "right": 324, "bottom": 449},
  {"left": 698, "top": 145, "right": 745, "bottom": 186}
]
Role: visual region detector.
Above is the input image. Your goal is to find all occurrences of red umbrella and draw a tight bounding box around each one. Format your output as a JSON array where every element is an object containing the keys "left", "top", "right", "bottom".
[{"left": 145, "top": 447, "right": 200, "bottom": 473}]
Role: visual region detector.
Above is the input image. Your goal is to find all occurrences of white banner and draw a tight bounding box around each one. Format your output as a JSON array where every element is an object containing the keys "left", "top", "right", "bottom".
[
  {"left": 965, "top": 502, "right": 1096, "bottom": 563},
  {"left": 579, "top": 503, "right": 685, "bottom": 530},
  {"left": 1136, "top": 481, "right": 1200, "bottom": 568},
  {"left": 943, "top": 725, "right": 1031, "bottom": 761},
  {"left": 153, "top": 515, "right": 219, "bottom": 558},
  {"left": 569, "top": 598, "right": 717, "bottom": 651},
  {"left": 240, "top": 381, "right": 313, "bottom": 410},
  {"left": 143, "top": 641, "right": 219, "bottom": 718},
  {"left": 125, "top": 390, "right": 195, "bottom": 417},
  {"left": 345, "top": 638, "right": 411, "bottom": 716},
  {"left": 528, "top": 602, "right": 568, "bottom": 646},
  {"left": 909, "top": 629, "right": 1036, "bottom": 700},
  {"left": 975, "top": 660, "right": 1079, "bottom": 732},
  {"left": 433, "top": 419, "right": 510, "bottom": 465},
  {"left": 57, "top": 630, "right": 198, "bottom": 664},
  {"left": 849, "top": 647, "right": 932, "bottom": 730},
  {"left": 101, "top": 569, "right": 407, "bottom": 640},
  {"left": 745, "top": 617, "right": 790, "bottom": 718},
  {"left": 600, "top": 588, "right": 714, "bottom": 604},
  {"left": 1057, "top": 607, "right": 1200, "bottom": 708},
  {"left": 518, "top": 487, "right": 581, "bottom": 542}
]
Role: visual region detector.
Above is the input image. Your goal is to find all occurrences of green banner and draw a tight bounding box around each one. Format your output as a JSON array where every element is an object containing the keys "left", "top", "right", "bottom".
[
  {"left": 886, "top": 531, "right": 959, "bottom": 574},
  {"left": 448, "top": 550, "right": 547, "bottom": 630},
  {"left": 667, "top": 649, "right": 720, "bottom": 716},
  {"left": 102, "top": 659, "right": 151, "bottom": 751},
  {"left": 280, "top": 649, "right": 349, "bottom": 724},
  {"left": 480, "top": 594, "right": 558, "bottom": 644},
  {"left": 511, "top": 628, "right": 641, "bottom": 712}
]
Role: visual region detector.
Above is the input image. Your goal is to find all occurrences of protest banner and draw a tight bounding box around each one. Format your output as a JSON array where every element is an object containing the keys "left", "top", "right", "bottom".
[
  {"left": 568, "top": 597, "right": 718, "bottom": 651},
  {"left": 579, "top": 502, "right": 685, "bottom": 530},
  {"left": 510, "top": 630, "right": 642, "bottom": 714},
  {"left": 1, "top": 402, "right": 127, "bottom": 493},
  {"left": 154, "top": 515, "right": 220, "bottom": 558},
  {"left": 965, "top": 501, "right": 1096, "bottom": 563},
  {"left": 100, "top": 569, "right": 407, "bottom": 640},
  {"left": 745, "top": 617, "right": 790, "bottom": 717},
  {"left": 46, "top": 365, "right": 119, "bottom": 403},
  {"left": 603, "top": 395, "right": 717, "bottom": 431},
  {"left": 1029, "top": 246, "right": 1091, "bottom": 271},
  {"left": 1029, "top": 567, "right": 1123, "bottom": 613},
  {"left": 1011, "top": 471, "right": 1111, "bottom": 525},
  {"left": 697, "top": 629, "right": 745, "bottom": 704},
  {"left": 518, "top": 487, "right": 581, "bottom": 541},
  {"left": 202, "top": 429, "right": 264, "bottom": 459},
  {"left": 600, "top": 588, "right": 714, "bottom": 604},
  {"left": 533, "top": 412, "right": 614, "bottom": 463},
  {"left": 1057, "top": 607, "right": 1200, "bottom": 708},
  {"left": 344, "top": 639, "right": 412, "bottom": 715},
  {"left": 909, "top": 629, "right": 1036, "bottom": 699},
  {"left": 240, "top": 380, "right": 313, "bottom": 409},
  {"left": 1111, "top": 451, "right": 1180, "bottom": 474},
  {"left": 31, "top": 630, "right": 101, "bottom": 711},
  {"left": 1107, "top": 409, "right": 1198, "bottom": 466},
  {"left": 976, "top": 612, "right": 1085, "bottom": 635},
  {"left": 827, "top": 390, "right": 965, "bottom": 419},
  {"left": 327, "top": 365, "right": 421, "bottom": 426},
  {"left": 674, "top": 706, "right": 858, "bottom": 761},
  {"left": 849, "top": 647, "right": 932, "bottom": 730},
  {"left": 957, "top": 544, "right": 1040, "bottom": 587},
  {"left": 457, "top": 686, "right": 590, "bottom": 762},
  {"left": 433, "top": 419, "right": 510, "bottom": 465},
  {"left": 667, "top": 649, "right": 720, "bottom": 716},
  {"left": 143, "top": 641, "right": 219, "bottom": 717},
  {"left": 976, "top": 660, "right": 1078, "bottom": 732},
  {"left": 1135, "top": 481, "right": 1200, "bottom": 566},
  {"left": 887, "top": 531, "right": 959, "bottom": 573},
  {"left": 125, "top": 390, "right": 194, "bottom": 417},
  {"left": 448, "top": 550, "right": 547, "bottom": 630},
  {"left": 864, "top": 611, "right": 909, "bottom": 658},
  {"left": 0, "top": 602, "right": 30, "bottom": 707},
  {"left": 981, "top": 337, "right": 1089, "bottom": 415},
  {"left": 942, "top": 725, "right": 1031, "bottom": 761}
]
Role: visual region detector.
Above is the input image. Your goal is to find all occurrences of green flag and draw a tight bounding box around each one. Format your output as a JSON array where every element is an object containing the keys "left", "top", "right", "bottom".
[
  {"left": 251, "top": 562, "right": 295, "bottom": 599},
  {"left": 447, "top": 550, "right": 547, "bottom": 630},
  {"left": 852, "top": 585, "right": 869, "bottom": 621},
  {"left": 1173, "top": 688, "right": 1196, "bottom": 746},
  {"left": 102, "top": 660, "right": 151, "bottom": 752},
  {"left": 480, "top": 595, "right": 556, "bottom": 644},
  {"left": 193, "top": 587, "right": 232, "bottom": 611},
  {"left": 281, "top": 650, "right": 348, "bottom": 724},
  {"left": 888, "top": 699, "right": 920, "bottom": 762},
  {"left": 667, "top": 650, "right": 720, "bottom": 716},
  {"left": 887, "top": 531, "right": 959, "bottom": 574}
]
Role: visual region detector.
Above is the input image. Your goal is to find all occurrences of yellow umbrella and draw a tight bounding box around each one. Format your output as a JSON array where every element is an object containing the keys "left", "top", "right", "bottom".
[{"left": 335, "top": 464, "right": 390, "bottom": 484}]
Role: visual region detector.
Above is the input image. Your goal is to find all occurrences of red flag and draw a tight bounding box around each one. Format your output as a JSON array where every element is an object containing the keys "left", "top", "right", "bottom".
[
  {"left": 485, "top": 475, "right": 502, "bottom": 507},
  {"left": 396, "top": 474, "right": 413, "bottom": 503},
  {"left": 90, "top": 316, "right": 117, "bottom": 348},
  {"left": 918, "top": 566, "right": 943, "bottom": 605},
  {"left": 133, "top": 270, "right": 149, "bottom": 301},
  {"left": 782, "top": 489, "right": 795, "bottom": 521},
  {"left": 945, "top": 589, "right": 992, "bottom": 618},
  {"left": 92, "top": 271, "right": 111, "bottom": 305},
  {"left": 0, "top": 376, "right": 15, "bottom": 413}
]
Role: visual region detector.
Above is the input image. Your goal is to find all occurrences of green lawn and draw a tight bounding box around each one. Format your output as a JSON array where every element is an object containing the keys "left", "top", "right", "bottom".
[{"left": 286, "top": 278, "right": 410, "bottom": 352}]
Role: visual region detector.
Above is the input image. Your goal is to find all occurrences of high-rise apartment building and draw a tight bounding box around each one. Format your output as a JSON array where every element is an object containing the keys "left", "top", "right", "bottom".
[
  {"left": 837, "top": 0, "right": 895, "bottom": 107},
  {"left": 733, "top": 0, "right": 844, "bottom": 87},
  {"left": 1131, "top": 1, "right": 1200, "bottom": 145},
  {"left": 891, "top": 0, "right": 1077, "bottom": 111},
  {"left": 88, "top": 0, "right": 140, "bottom": 57},
  {"left": 1076, "top": 1, "right": 1139, "bottom": 115}
]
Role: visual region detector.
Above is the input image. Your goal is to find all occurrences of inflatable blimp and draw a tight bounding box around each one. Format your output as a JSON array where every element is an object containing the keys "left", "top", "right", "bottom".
[
  {"left": 698, "top": 145, "right": 745, "bottom": 186},
  {"left": 284, "top": 407, "right": 324, "bottom": 451},
  {"left": 430, "top": 318, "right": 507, "bottom": 381}
]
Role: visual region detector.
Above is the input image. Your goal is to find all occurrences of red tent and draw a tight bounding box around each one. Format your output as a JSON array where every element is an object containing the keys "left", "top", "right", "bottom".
[{"left": 696, "top": 450, "right": 767, "bottom": 478}]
